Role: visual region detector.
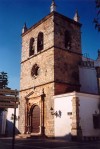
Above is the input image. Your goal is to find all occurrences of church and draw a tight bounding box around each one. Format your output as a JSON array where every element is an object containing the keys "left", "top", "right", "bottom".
[{"left": 19, "top": 0, "right": 100, "bottom": 140}]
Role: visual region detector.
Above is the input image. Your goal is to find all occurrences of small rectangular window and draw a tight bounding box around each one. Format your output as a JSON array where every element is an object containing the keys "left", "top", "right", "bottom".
[{"left": 67, "top": 112, "right": 72, "bottom": 115}]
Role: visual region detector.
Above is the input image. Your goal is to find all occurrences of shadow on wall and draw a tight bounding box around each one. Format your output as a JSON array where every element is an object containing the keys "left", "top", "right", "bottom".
[
  {"left": 6, "top": 120, "right": 20, "bottom": 137},
  {"left": 47, "top": 133, "right": 72, "bottom": 141}
]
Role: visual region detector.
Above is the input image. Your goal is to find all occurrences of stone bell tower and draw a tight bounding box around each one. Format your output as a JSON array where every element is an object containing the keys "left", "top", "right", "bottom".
[{"left": 19, "top": 1, "right": 82, "bottom": 137}]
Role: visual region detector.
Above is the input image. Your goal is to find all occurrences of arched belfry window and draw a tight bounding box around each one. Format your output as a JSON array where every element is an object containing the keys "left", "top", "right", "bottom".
[
  {"left": 37, "top": 32, "right": 44, "bottom": 52},
  {"left": 65, "top": 30, "right": 71, "bottom": 50},
  {"left": 29, "top": 38, "right": 35, "bottom": 56}
]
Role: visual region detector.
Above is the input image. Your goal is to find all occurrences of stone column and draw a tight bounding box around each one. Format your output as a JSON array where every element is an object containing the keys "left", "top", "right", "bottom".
[
  {"left": 34, "top": 37, "right": 37, "bottom": 54},
  {"left": 25, "top": 98, "right": 31, "bottom": 134},
  {"left": 41, "top": 90, "right": 46, "bottom": 137},
  {"left": 71, "top": 97, "right": 82, "bottom": 141},
  {"left": 25, "top": 99, "right": 28, "bottom": 134}
]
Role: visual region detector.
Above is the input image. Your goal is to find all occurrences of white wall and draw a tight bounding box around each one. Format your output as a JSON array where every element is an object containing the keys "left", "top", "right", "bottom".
[
  {"left": 6, "top": 108, "right": 19, "bottom": 136},
  {"left": 54, "top": 92, "right": 100, "bottom": 139},
  {"left": 79, "top": 67, "right": 98, "bottom": 94},
  {"left": 78, "top": 93, "right": 100, "bottom": 136},
  {"left": 1, "top": 111, "right": 7, "bottom": 135},
  {"left": 54, "top": 93, "right": 73, "bottom": 139}
]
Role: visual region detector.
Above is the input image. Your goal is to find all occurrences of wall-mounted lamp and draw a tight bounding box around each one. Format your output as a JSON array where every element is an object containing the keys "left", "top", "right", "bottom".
[
  {"left": 11, "top": 114, "right": 20, "bottom": 121},
  {"left": 50, "top": 107, "right": 62, "bottom": 118}
]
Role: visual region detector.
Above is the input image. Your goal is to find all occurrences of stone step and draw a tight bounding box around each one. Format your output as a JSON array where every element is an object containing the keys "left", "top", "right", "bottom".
[
  {"left": 16, "top": 134, "right": 43, "bottom": 139},
  {"left": 16, "top": 134, "right": 31, "bottom": 139}
]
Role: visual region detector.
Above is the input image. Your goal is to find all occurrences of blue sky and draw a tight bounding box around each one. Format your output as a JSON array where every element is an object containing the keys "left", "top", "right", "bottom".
[{"left": 0, "top": 0, "right": 100, "bottom": 90}]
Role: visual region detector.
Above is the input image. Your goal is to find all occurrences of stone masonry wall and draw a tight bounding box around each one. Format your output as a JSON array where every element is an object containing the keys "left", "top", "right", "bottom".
[
  {"left": 20, "top": 49, "right": 54, "bottom": 90},
  {"left": 54, "top": 13, "right": 82, "bottom": 94},
  {"left": 54, "top": 13, "right": 82, "bottom": 54},
  {"left": 54, "top": 48, "right": 81, "bottom": 85},
  {"left": 21, "top": 14, "right": 54, "bottom": 62},
  {"left": 19, "top": 13, "right": 55, "bottom": 136},
  {"left": 19, "top": 12, "right": 82, "bottom": 137}
]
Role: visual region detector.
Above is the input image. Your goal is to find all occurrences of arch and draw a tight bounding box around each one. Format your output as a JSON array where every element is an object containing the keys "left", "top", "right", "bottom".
[
  {"left": 30, "top": 105, "right": 40, "bottom": 133},
  {"left": 37, "top": 32, "right": 44, "bottom": 52},
  {"left": 29, "top": 37, "right": 35, "bottom": 56}
]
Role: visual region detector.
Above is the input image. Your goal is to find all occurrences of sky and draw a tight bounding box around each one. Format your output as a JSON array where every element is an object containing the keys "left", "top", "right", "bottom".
[{"left": 0, "top": 0, "right": 100, "bottom": 90}]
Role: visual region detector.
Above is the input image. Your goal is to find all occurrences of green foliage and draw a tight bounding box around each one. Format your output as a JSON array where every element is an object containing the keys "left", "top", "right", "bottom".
[
  {"left": 0, "top": 72, "right": 8, "bottom": 89},
  {"left": 0, "top": 72, "right": 8, "bottom": 112},
  {"left": 94, "top": 0, "right": 100, "bottom": 31}
]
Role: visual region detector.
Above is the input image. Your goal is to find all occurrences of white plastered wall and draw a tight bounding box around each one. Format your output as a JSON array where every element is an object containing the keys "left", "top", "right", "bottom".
[
  {"left": 54, "top": 93, "right": 73, "bottom": 139},
  {"left": 1, "top": 111, "right": 7, "bottom": 135},
  {"left": 78, "top": 93, "right": 100, "bottom": 136},
  {"left": 54, "top": 92, "right": 100, "bottom": 139},
  {"left": 79, "top": 67, "right": 98, "bottom": 94},
  {"left": 6, "top": 107, "right": 19, "bottom": 135}
]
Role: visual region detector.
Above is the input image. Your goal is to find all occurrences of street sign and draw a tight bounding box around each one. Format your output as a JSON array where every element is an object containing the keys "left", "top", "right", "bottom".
[
  {"left": 0, "top": 95, "right": 18, "bottom": 102},
  {"left": 0, "top": 88, "right": 19, "bottom": 108},
  {"left": 0, "top": 102, "right": 18, "bottom": 108},
  {"left": 0, "top": 89, "right": 18, "bottom": 95},
  {"left": 0, "top": 86, "right": 19, "bottom": 149}
]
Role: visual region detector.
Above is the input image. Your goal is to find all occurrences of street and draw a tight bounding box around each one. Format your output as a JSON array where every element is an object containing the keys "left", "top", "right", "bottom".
[{"left": 0, "top": 137, "right": 100, "bottom": 149}]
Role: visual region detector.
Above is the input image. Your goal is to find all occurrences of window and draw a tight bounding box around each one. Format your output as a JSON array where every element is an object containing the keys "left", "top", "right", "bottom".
[
  {"left": 93, "top": 114, "right": 100, "bottom": 129},
  {"left": 65, "top": 30, "right": 71, "bottom": 50},
  {"left": 31, "top": 64, "right": 39, "bottom": 78},
  {"left": 29, "top": 38, "right": 35, "bottom": 56},
  {"left": 37, "top": 32, "right": 44, "bottom": 52}
]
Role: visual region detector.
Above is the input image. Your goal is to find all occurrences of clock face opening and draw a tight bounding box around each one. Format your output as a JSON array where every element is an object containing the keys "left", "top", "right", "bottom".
[{"left": 31, "top": 64, "right": 39, "bottom": 78}]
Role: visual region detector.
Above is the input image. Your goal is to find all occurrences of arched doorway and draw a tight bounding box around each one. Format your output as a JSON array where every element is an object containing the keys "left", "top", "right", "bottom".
[{"left": 30, "top": 105, "right": 40, "bottom": 133}]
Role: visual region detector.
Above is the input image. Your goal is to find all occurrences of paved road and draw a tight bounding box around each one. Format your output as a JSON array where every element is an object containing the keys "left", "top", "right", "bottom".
[{"left": 0, "top": 137, "right": 100, "bottom": 149}]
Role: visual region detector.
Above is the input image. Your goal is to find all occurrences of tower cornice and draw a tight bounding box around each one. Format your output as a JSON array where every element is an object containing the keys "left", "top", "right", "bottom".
[{"left": 22, "top": 11, "right": 82, "bottom": 37}]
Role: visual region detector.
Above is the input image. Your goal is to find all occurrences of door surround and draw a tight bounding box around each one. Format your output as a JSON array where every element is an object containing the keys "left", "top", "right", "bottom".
[{"left": 25, "top": 90, "right": 45, "bottom": 136}]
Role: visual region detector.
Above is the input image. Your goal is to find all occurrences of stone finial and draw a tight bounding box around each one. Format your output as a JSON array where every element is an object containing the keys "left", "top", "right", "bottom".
[
  {"left": 50, "top": 0, "right": 56, "bottom": 12},
  {"left": 73, "top": 10, "right": 80, "bottom": 22},
  {"left": 22, "top": 23, "right": 28, "bottom": 34}
]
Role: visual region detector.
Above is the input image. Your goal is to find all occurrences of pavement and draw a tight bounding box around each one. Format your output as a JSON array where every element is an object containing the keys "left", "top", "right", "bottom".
[{"left": 0, "top": 137, "right": 100, "bottom": 149}]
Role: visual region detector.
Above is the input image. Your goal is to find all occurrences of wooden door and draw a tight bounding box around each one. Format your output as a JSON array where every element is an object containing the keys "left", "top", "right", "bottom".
[{"left": 31, "top": 105, "right": 40, "bottom": 133}]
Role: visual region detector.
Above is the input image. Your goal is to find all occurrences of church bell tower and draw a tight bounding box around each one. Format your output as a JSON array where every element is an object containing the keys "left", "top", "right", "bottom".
[{"left": 19, "top": 1, "right": 82, "bottom": 137}]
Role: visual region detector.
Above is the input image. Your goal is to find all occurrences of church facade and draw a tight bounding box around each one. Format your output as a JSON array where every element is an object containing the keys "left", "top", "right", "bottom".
[{"left": 19, "top": 1, "right": 100, "bottom": 140}]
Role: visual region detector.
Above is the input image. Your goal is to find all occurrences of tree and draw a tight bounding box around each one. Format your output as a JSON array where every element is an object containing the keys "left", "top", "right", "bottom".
[
  {"left": 94, "top": 0, "right": 100, "bottom": 31},
  {"left": 0, "top": 72, "right": 8, "bottom": 89},
  {"left": 0, "top": 72, "right": 8, "bottom": 112}
]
